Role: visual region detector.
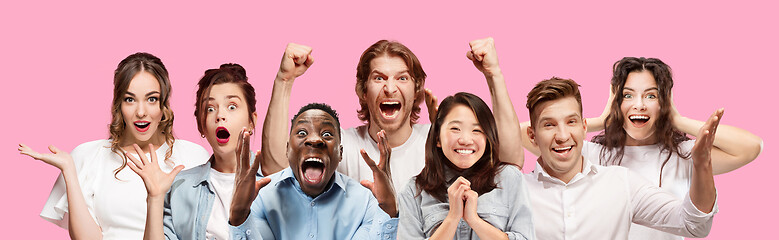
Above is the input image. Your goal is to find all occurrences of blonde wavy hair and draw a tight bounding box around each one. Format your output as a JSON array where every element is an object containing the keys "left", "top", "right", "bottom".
[{"left": 109, "top": 52, "right": 175, "bottom": 179}]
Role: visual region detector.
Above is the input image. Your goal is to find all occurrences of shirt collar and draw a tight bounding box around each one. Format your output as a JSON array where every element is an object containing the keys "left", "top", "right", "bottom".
[
  {"left": 191, "top": 156, "right": 214, "bottom": 188},
  {"left": 532, "top": 155, "right": 599, "bottom": 184}
]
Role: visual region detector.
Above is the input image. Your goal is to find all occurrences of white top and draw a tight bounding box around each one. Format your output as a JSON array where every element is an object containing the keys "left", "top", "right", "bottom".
[
  {"left": 337, "top": 123, "right": 430, "bottom": 195},
  {"left": 40, "top": 139, "right": 209, "bottom": 239},
  {"left": 583, "top": 140, "right": 695, "bottom": 240},
  {"left": 205, "top": 168, "right": 236, "bottom": 240},
  {"left": 523, "top": 157, "right": 717, "bottom": 240}
]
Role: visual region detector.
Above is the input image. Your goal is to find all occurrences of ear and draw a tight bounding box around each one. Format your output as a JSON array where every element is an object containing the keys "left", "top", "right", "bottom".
[
  {"left": 527, "top": 126, "right": 537, "bottom": 146},
  {"left": 250, "top": 112, "right": 259, "bottom": 130},
  {"left": 285, "top": 142, "right": 291, "bottom": 160},
  {"left": 338, "top": 145, "right": 343, "bottom": 163},
  {"left": 583, "top": 118, "right": 588, "bottom": 132}
]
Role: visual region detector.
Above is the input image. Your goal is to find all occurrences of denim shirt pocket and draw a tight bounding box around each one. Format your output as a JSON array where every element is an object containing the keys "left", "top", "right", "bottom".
[
  {"left": 421, "top": 208, "right": 449, "bottom": 237},
  {"left": 477, "top": 204, "right": 510, "bottom": 231}
]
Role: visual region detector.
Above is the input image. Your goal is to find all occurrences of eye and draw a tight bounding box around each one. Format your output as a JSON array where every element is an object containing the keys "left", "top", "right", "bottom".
[
  {"left": 148, "top": 96, "right": 158, "bottom": 103},
  {"left": 543, "top": 122, "right": 554, "bottom": 128},
  {"left": 124, "top": 97, "right": 135, "bottom": 103},
  {"left": 473, "top": 128, "right": 483, "bottom": 134},
  {"left": 623, "top": 93, "right": 633, "bottom": 99},
  {"left": 375, "top": 76, "right": 385, "bottom": 81},
  {"left": 646, "top": 94, "right": 657, "bottom": 99},
  {"left": 568, "top": 119, "right": 577, "bottom": 125},
  {"left": 228, "top": 104, "right": 237, "bottom": 110},
  {"left": 206, "top": 106, "right": 215, "bottom": 112},
  {"left": 399, "top": 76, "right": 409, "bottom": 81},
  {"left": 296, "top": 130, "right": 308, "bottom": 137},
  {"left": 322, "top": 131, "right": 333, "bottom": 137},
  {"left": 450, "top": 127, "right": 461, "bottom": 132}
]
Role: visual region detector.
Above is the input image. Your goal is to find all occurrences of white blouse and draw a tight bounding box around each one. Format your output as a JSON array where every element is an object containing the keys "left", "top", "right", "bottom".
[{"left": 40, "top": 139, "right": 209, "bottom": 239}]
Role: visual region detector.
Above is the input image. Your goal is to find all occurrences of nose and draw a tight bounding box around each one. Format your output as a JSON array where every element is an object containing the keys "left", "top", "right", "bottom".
[
  {"left": 383, "top": 78, "right": 398, "bottom": 95},
  {"left": 632, "top": 97, "right": 647, "bottom": 111},
  {"left": 305, "top": 134, "right": 325, "bottom": 148},
  {"left": 554, "top": 125, "right": 571, "bottom": 143},
  {"left": 216, "top": 107, "right": 226, "bottom": 123},
  {"left": 457, "top": 132, "right": 474, "bottom": 146},
  {"left": 136, "top": 102, "right": 147, "bottom": 118}
]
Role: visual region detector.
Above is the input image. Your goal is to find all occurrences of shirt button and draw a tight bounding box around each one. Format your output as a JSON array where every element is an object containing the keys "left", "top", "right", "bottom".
[
  {"left": 386, "top": 224, "right": 393, "bottom": 229},
  {"left": 492, "top": 208, "right": 497, "bottom": 214},
  {"left": 310, "top": 202, "right": 315, "bottom": 206},
  {"left": 385, "top": 235, "right": 390, "bottom": 239},
  {"left": 246, "top": 230, "right": 251, "bottom": 235},
  {"left": 309, "top": 233, "right": 314, "bottom": 238}
]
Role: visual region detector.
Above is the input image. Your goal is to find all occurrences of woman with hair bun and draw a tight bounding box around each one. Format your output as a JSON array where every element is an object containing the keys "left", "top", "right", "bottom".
[
  {"left": 127, "top": 63, "right": 264, "bottom": 240},
  {"left": 18, "top": 52, "right": 209, "bottom": 239}
]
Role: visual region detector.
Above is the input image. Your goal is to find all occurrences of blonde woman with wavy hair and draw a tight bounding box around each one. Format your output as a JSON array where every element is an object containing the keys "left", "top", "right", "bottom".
[{"left": 18, "top": 52, "right": 208, "bottom": 239}]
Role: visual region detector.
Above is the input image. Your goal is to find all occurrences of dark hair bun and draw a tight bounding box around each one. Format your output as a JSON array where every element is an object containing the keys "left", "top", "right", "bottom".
[{"left": 219, "top": 63, "right": 247, "bottom": 81}]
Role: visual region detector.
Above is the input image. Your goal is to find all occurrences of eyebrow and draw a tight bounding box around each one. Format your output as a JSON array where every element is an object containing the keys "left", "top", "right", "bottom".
[
  {"left": 206, "top": 95, "right": 242, "bottom": 102},
  {"left": 445, "top": 120, "right": 480, "bottom": 126},
  {"left": 623, "top": 87, "right": 659, "bottom": 92},
  {"left": 370, "top": 69, "right": 410, "bottom": 76},
  {"left": 125, "top": 91, "right": 161, "bottom": 97},
  {"left": 538, "top": 113, "right": 581, "bottom": 123}
]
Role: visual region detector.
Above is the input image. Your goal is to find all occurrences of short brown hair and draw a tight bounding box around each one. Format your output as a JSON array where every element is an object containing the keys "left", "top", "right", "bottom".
[
  {"left": 355, "top": 40, "right": 427, "bottom": 125},
  {"left": 526, "top": 77, "right": 582, "bottom": 127}
]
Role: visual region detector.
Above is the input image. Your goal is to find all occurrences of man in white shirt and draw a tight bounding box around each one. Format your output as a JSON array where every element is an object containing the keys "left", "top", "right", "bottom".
[
  {"left": 259, "top": 39, "right": 524, "bottom": 196},
  {"left": 522, "top": 77, "right": 720, "bottom": 239}
]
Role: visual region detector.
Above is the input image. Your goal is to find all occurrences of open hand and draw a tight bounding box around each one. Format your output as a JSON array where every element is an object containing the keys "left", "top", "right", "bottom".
[
  {"left": 126, "top": 143, "right": 184, "bottom": 198},
  {"left": 425, "top": 88, "right": 439, "bottom": 123},
  {"left": 230, "top": 128, "right": 272, "bottom": 226},
  {"left": 360, "top": 130, "right": 397, "bottom": 217},
  {"left": 18, "top": 144, "right": 74, "bottom": 172},
  {"left": 691, "top": 109, "right": 723, "bottom": 167}
]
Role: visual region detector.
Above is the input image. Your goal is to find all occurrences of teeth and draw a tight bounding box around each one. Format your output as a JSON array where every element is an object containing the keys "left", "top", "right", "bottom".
[
  {"left": 304, "top": 158, "right": 323, "bottom": 163},
  {"left": 382, "top": 101, "right": 400, "bottom": 105},
  {"left": 629, "top": 115, "right": 649, "bottom": 120},
  {"left": 135, "top": 122, "right": 150, "bottom": 127},
  {"left": 554, "top": 146, "right": 572, "bottom": 151},
  {"left": 455, "top": 149, "right": 474, "bottom": 154}
]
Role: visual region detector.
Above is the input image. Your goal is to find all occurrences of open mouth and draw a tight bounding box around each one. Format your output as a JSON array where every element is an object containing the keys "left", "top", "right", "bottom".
[
  {"left": 134, "top": 121, "right": 150, "bottom": 132},
  {"left": 379, "top": 100, "right": 401, "bottom": 119},
  {"left": 629, "top": 115, "right": 650, "bottom": 127},
  {"left": 455, "top": 149, "right": 475, "bottom": 155},
  {"left": 216, "top": 127, "right": 230, "bottom": 144},
  {"left": 301, "top": 157, "right": 325, "bottom": 184},
  {"left": 552, "top": 146, "right": 572, "bottom": 157}
]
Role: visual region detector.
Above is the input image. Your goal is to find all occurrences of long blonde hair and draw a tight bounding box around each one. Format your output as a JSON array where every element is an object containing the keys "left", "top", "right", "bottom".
[{"left": 109, "top": 52, "right": 175, "bottom": 179}]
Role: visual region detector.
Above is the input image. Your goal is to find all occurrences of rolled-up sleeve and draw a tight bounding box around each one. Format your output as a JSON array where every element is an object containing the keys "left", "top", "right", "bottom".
[
  {"left": 630, "top": 171, "right": 718, "bottom": 238},
  {"left": 230, "top": 197, "right": 275, "bottom": 240}
]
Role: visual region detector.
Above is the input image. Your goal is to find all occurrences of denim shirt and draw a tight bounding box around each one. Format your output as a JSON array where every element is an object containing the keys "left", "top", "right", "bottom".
[
  {"left": 163, "top": 157, "right": 263, "bottom": 240},
  {"left": 231, "top": 167, "right": 398, "bottom": 240},
  {"left": 397, "top": 165, "right": 535, "bottom": 240}
]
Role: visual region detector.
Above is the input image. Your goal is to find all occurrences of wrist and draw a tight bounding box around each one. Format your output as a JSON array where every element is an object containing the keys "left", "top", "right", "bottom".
[
  {"left": 147, "top": 195, "right": 165, "bottom": 204},
  {"left": 274, "top": 73, "right": 296, "bottom": 84},
  {"left": 484, "top": 69, "right": 503, "bottom": 80}
]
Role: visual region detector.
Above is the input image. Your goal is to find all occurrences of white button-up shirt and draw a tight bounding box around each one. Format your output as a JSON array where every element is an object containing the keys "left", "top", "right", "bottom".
[{"left": 523, "top": 157, "right": 717, "bottom": 240}]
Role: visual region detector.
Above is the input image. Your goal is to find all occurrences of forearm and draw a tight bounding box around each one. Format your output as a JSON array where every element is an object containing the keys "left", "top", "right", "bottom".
[
  {"left": 486, "top": 71, "right": 523, "bottom": 165},
  {"left": 143, "top": 196, "right": 166, "bottom": 240},
  {"left": 62, "top": 168, "right": 102, "bottom": 240},
  {"left": 429, "top": 216, "right": 459, "bottom": 240},
  {"left": 468, "top": 218, "right": 509, "bottom": 240},
  {"left": 261, "top": 76, "right": 294, "bottom": 176},
  {"left": 675, "top": 115, "right": 763, "bottom": 174},
  {"left": 690, "top": 161, "right": 716, "bottom": 213}
]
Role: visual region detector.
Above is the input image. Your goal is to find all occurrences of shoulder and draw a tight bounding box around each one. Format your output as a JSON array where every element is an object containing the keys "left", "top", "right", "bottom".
[
  {"left": 496, "top": 164, "right": 524, "bottom": 181},
  {"left": 72, "top": 139, "right": 111, "bottom": 154},
  {"left": 175, "top": 162, "right": 210, "bottom": 180},
  {"left": 400, "top": 176, "right": 420, "bottom": 197},
  {"left": 413, "top": 124, "right": 431, "bottom": 136},
  {"left": 337, "top": 172, "right": 372, "bottom": 197},
  {"left": 171, "top": 139, "right": 209, "bottom": 154}
]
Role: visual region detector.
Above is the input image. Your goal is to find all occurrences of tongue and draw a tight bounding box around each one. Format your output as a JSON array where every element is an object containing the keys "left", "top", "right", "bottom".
[{"left": 304, "top": 168, "right": 323, "bottom": 183}]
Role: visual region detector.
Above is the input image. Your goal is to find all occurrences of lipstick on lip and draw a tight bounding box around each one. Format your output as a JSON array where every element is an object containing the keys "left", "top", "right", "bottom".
[
  {"left": 134, "top": 121, "right": 151, "bottom": 132},
  {"left": 216, "top": 127, "right": 230, "bottom": 144}
]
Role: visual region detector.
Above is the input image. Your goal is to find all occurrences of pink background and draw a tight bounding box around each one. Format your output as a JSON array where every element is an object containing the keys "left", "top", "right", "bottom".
[{"left": 2, "top": 1, "right": 775, "bottom": 238}]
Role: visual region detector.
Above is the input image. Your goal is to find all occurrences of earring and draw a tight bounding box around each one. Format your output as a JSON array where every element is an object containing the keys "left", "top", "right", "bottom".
[{"left": 201, "top": 134, "right": 205, "bottom": 138}]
